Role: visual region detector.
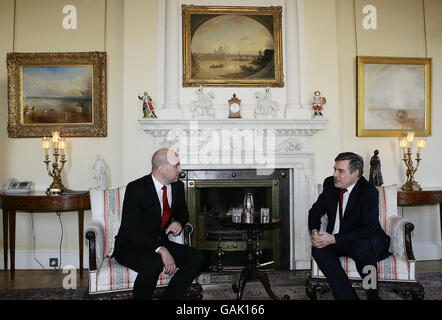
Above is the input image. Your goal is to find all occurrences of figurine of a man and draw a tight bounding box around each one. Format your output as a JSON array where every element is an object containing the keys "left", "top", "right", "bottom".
[
  {"left": 312, "top": 91, "right": 326, "bottom": 116},
  {"left": 138, "top": 92, "right": 157, "bottom": 119}
]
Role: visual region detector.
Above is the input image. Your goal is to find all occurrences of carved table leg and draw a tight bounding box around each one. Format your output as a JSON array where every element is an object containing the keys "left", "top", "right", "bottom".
[
  {"left": 232, "top": 268, "right": 249, "bottom": 300},
  {"left": 253, "top": 270, "right": 290, "bottom": 300}
]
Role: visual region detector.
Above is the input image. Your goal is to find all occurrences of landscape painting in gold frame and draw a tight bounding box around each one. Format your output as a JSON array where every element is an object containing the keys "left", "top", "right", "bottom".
[
  {"left": 182, "top": 5, "right": 283, "bottom": 87},
  {"left": 7, "top": 51, "right": 107, "bottom": 138},
  {"left": 357, "top": 56, "right": 431, "bottom": 137}
]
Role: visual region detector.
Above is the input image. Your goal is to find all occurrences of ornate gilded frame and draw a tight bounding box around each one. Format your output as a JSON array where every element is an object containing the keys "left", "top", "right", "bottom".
[
  {"left": 357, "top": 56, "right": 432, "bottom": 137},
  {"left": 7, "top": 52, "right": 107, "bottom": 138},
  {"left": 182, "top": 5, "right": 283, "bottom": 87}
]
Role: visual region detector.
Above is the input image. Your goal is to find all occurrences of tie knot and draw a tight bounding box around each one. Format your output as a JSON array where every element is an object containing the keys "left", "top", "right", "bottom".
[
  {"left": 340, "top": 189, "right": 348, "bottom": 196},
  {"left": 162, "top": 185, "right": 167, "bottom": 191}
]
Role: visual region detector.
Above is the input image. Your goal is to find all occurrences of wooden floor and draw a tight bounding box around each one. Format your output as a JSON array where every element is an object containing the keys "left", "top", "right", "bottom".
[{"left": 0, "top": 260, "right": 440, "bottom": 290}]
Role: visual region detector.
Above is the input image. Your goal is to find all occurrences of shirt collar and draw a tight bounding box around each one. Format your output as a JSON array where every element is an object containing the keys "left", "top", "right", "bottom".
[
  {"left": 151, "top": 173, "right": 167, "bottom": 191},
  {"left": 345, "top": 181, "right": 357, "bottom": 194}
]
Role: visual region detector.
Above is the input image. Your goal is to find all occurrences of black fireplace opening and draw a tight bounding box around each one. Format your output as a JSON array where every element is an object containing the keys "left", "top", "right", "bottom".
[{"left": 182, "top": 169, "right": 291, "bottom": 271}]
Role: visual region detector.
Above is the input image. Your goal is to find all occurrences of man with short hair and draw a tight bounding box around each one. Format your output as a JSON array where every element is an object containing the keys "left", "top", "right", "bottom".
[
  {"left": 113, "top": 148, "right": 204, "bottom": 300},
  {"left": 308, "top": 152, "right": 391, "bottom": 300}
]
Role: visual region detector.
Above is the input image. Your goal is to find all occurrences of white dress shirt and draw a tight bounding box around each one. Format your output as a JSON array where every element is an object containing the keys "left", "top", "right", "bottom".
[
  {"left": 332, "top": 182, "right": 356, "bottom": 235},
  {"left": 151, "top": 174, "right": 172, "bottom": 253}
]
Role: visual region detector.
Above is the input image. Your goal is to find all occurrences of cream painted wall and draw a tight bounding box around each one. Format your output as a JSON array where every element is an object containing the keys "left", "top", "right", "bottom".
[
  {"left": 121, "top": 0, "right": 157, "bottom": 184},
  {"left": 306, "top": 0, "right": 441, "bottom": 260},
  {"left": 0, "top": 0, "right": 15, "bottom": 186},
  {"left": 0, "top": 0, "right": 124, "bottom": 265},
  {"left": 0, "top": 0, "right": 440, "bottom": 268}
]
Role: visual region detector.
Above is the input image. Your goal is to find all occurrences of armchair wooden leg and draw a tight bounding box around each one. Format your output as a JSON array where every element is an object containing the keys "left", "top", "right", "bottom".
[
  {"left": 393, "top": 282, "right": 424, "bottom": 300},
  {"left": 306, "top": 276, "right": 330, "bottom": 300}
]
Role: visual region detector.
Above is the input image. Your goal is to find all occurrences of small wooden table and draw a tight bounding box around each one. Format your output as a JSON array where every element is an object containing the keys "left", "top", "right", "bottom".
[
  {"left": 397, "top": 189, "right": 442, "bottom": 243},
  {"left": 0, "top": 192, "right": 90, "bottom": 277},
  {"left": 230, "top": 218, "right": 289, "bottom": 300}
]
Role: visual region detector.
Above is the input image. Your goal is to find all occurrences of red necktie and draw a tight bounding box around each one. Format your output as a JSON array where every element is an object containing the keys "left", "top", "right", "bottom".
[
  {"left": 161, "top": 185, "right": 172, "bottom": 229},
  {"left": 339, "top": 189, "right": 348, "bottom": 226}
]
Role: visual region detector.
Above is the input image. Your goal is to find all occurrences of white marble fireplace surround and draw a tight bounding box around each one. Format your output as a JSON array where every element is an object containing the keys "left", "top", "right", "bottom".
[
  {"left": 138, "top": 0, "right": 328, "bottom": 270},
  {"left": 139, "top": 120, "right": 327, "bottom": 270}
]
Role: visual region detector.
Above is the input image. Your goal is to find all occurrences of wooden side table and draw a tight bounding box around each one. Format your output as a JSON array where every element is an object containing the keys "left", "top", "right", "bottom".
[
  {"left": 397, "top": 189, "right": 442, "bottom": 243},
  {"left": 230, "top": 218, "right": 289, "bottom": 300},
  {"left": 1, "top": 192, "right": 90, "bottom": 278}
]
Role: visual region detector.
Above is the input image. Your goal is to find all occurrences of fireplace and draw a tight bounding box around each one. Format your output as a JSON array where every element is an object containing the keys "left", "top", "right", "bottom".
[
  {"left": 182, "top": 169, "right": 290, "bottom": 270},
  {"left": 140, "top": 118, "right": 327, "bottom": 269}
]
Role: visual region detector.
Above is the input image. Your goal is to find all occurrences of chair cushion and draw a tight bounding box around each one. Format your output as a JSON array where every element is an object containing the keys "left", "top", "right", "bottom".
[{"left": 89, "top": 256, "right": 175, "bottom": 294}]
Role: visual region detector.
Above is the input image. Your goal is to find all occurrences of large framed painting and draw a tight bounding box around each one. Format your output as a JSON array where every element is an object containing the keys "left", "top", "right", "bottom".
[
  {"left": 7, "top": 51, "right": 107, "bottom": 138},
  {"left": 357, "top": 56, "right": 432, "bottom": 137},
  {"left": 182, "top": 5, "right": 283, "bottom": 87}
]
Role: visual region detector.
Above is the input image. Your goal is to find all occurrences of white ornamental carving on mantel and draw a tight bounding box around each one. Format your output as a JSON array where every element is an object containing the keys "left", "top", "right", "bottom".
[
  {"left": 276, "top": 137, "right": 303, "bottom": 153},
  {"left": 255, "top": 87, "right": 278, "bottom": 119},
  {"left": 189, "top": 85, "right": 216, "bottom": 119}
]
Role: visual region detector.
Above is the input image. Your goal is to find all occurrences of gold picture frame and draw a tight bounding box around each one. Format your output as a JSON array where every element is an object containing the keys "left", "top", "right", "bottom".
[
  {"left": 357, "top": 56, "right": 432, "bottom": 137},
  {"left": 7, "top": 51, "right": 107, "bottom": 138},
  {"left": 182, "top": 5, "right": 283, "bottom": 87}
]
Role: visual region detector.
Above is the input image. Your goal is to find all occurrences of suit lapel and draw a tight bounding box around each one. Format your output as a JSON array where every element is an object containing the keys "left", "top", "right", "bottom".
[
  {"left": 146, "top": 174, "right": 162, "bottom": 218},
  {"left": 171, "top": 182, "right": 177, "bottom": 213},
  {"left": 343, "top": 178, "right": 363, "bottom": 220},
  {"left": 327, "top": 188, "right": 340, "bottom": 233}
]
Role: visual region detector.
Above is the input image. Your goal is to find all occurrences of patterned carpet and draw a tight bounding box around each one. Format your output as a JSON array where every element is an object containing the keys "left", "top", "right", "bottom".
[{"left": 0, "top": 272, "right": 440, "bottom": 300}]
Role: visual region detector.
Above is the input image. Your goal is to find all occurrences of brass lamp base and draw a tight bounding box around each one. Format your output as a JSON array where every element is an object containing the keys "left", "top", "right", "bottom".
[
  {"left": 46, "top": 187, "right": 64, "bottom": 195},
  {"left": 401, "top": 180, "right": 422, "bottom": 191},
  {"left": 46, "top": 180, "right": 66, "bottom": 195}
]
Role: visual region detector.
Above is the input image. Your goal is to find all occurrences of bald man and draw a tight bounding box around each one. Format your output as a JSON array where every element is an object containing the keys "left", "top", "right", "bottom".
[{"left": 113, "top": 149, "right": 204, "bottom": 300}]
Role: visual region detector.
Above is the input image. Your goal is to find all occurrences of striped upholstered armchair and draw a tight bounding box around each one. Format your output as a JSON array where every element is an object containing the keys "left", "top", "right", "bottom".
[
  {"left": 85, "top": 186, "right": 202, "bottom": 299},
  {"left": 306, "top": 184, "right": 424, "bottom": 300}
]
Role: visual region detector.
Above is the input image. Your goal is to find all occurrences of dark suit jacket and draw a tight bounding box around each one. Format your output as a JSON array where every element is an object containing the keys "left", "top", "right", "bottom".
[
  {"left": 113, "top": 174, "right": 189, "bottom": 256},
  {"left": 308, "top": 176, "right": 390, "bottom": 256}
]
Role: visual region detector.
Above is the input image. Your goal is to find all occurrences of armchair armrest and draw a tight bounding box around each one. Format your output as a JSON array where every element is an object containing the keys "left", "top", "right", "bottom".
[
  {"left": 183, "top": 223, "right": 193, "bottom": 246},
  {"left": 387, "top": 216, "right": 416, "bottom": 261},
  {"left": 85, "top": 221, "right": 105, "bottom": 271}
]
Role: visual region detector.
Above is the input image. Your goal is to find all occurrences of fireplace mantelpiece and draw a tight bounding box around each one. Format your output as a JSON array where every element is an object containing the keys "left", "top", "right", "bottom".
[
  {"left": 139, "top": 119, "right": 327, "bottom": 136},
  {"left": 140, "top": 118, "right": 327, "bottom": 270}
]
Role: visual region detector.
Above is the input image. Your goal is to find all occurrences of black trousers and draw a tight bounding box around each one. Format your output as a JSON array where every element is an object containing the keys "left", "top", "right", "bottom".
[
  {"left": 312, "top": 236, "right": 390, "bottom": 300},
  {"left": 114, "top": 241, "right": 204, "bottom": 300}
]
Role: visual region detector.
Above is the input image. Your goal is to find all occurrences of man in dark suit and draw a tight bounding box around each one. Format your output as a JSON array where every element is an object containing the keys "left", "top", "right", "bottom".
[
  {"left": 308, "top": 152, "right": 391, "bottom": 300},
  {"left": 113, "top": 148, "right": 204, "bottom": 300}
]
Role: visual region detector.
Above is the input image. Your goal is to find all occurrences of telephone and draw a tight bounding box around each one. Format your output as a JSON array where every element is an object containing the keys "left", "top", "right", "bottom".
[{"left": 2, "top": 178, "right": 32, "bottom": 194}]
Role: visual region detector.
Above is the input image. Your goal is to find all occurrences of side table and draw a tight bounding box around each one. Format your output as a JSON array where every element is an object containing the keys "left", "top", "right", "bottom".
[
  {"left": 230, "top": 218, "right": 290, "bottom": 300},
  {"left": 397, "top": 189, "right": 442, "bottom": 243},
  {"left": 1, "top": 192, "right": 90, "bottom": 278}
]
